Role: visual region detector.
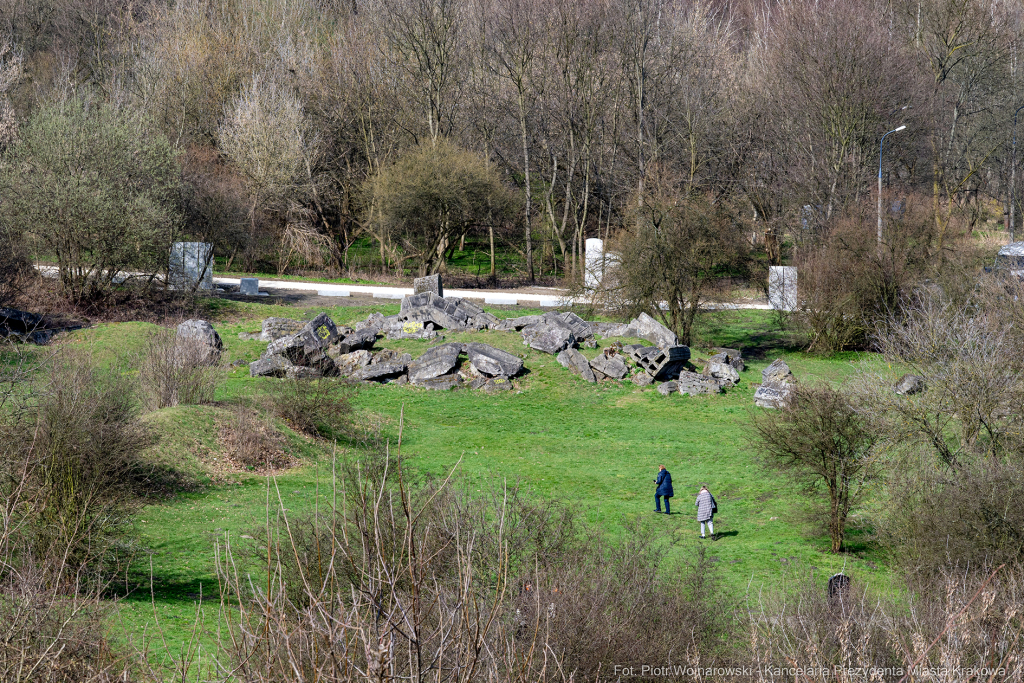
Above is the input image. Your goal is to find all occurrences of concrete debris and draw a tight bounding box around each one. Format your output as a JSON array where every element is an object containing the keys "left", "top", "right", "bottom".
[
  {"left": 589, "top": 352, "right": 628, "bottom": 380},
  {"left": 711, "top": 348, "right": 745, "bottom": 372},
  {"left": 676, "top": 371, "right": 725, "bottom": 396},
  {"left": 249, "top": 354, "right": 294, "bottom": 378},
  {"left": 329, "top": 327, "right": 378, "bottom": 355},
  {"left": 356, "top": 312, "right": 385, "bottom": 332},
  {"left": 556, "top": 348, "right": 597, "bottom": 383},
  {"left": 355, "top": 362, "right": 407, "bottom": 382},
  {"left": 895, "top": 374, "right": 926, "bottom": 396},
  {"left": 413, "top": 273, "right": 443, "bottom": 297},
  {"left": 331, "top": 350, "right": 372, "bottom": 377},
  {"left": 559, "top": 311, "right": 594, "bottom": 340},
  {"left": 591, "top": 322, "right": 638, "bottom": 338},
  {"left": 260, "top": 317, "right": 304, "bottom": 342},
  {"left": 490, "top": 315, "right": 543, "bottom": 331},
  {"left": 176, "top": 319, "right": 224, "bottom": 365},
  {"left": 465, "top": 342, "right": 524, "bottom": 378},
  {"left": 753, "top": 383, "right": 793, "bottom": 408},
  {"left": 762, "top": 359, "right": 795, "bottom": 385},
  {"left": 521, "top": 313, "right": 576, "bottom": 354},
  {"left": 407, "top": 343, "right": 461, "bottom": 383},
  {"left": 631, "top": 371, "right": 654, "bottom": 387},
  {"left": 630, "top": 313, "right": 679, "bottom": 348},
  {"left": 416, "top": 373, "right": 462, "bottom": 390},
  {"left": 657, "top": 381, "right": 679, "bottom": 396},
  {"left": 285, "top": 366, "right": 322, "bottom": 380},
  {"left": 481, "top": 377, "right": 514, "bottom": 392},
  {"left": 631, "top": 345, "right": 690, "bottom": 381},
  {"left": 703, "top": 361, "right": 740, "bottom": 387}
]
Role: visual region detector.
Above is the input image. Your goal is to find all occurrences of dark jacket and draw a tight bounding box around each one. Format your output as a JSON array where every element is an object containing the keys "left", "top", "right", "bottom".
[{"left": 655, "top": 469, "right": 673, "bottom": 497}]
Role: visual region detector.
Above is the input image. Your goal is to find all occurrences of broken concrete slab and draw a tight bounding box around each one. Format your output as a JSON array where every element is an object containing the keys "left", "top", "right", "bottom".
[
  {"left": 556, "top": 348, "right": 597, "bottom": 383},
  {"left": 285, "top": 366, "right": 322, "bottom": 380},
  {"left": 711, "top": 348, "right": 745, "bottom": 372},
  {"left": 559, "top": 311, "right": 594, "bottom": 340},
  {"left": 250, "top": 354, "right": 294, "bottom": 378},
  {"left": 371, "top": 349, "right": 413, "bottom": 365},
  {"left": 265, "top": 313, "right": 339, "bottom": 370},
  {"left": 591, "top": 322, "right": 637, "bottom": 338},
  {"left": 703, "top": 361, "right": 740, "bottom": 387},
  {"left": 176, "top": 319, "right": 224, "bottom": 365},
  {"left": 763, "top": 358, "right": 795, "bottom": 385},
  {"left": 465, "top": 342, "right": 524, "bottom": 377},
  {"left": 481, "top": 377, "right": 514, "bottom": 392},
  {"left": 754, "top": 382, "right": 793, "bottom": 408},
  {"left": 676, "top": 371, "right": 725, "bottom": 396},
  {"left": 589, "top": 353, "right": 629, "bottom": 380},
  {"left": 657, "top": 381, "right": 679, "bottom": 396},
  {"left": 631, "top": 312, "right": 679, "bottom": 348},
  {"left": 407, "top": 343, "right": 462, "bottom": 383},
  {"left": 355, "top": 363, "right": 407, "bottom": 382},
  {"left": 631, "top": 371, "right": 654, "bottom": 387},
  {"left": 521, "top": 321, "right": 575, "bottom": 354},
  {"left": 332, "top": 349, "right": 372, "bottom": 377},
  {"left": 416, "top": 373, "right": 462, "bottom": 390},
  {"left": 356, "top": 312, "right": 385, "bottom": 332},
  {"left": 329, "top": 327, "right": 379, "bottom": 355},
  {"left": 490, "top": 315, "right": 543, "bottom": 331},
  {"left": 633, "top": 345, "right": 691, "bottom": 380}
]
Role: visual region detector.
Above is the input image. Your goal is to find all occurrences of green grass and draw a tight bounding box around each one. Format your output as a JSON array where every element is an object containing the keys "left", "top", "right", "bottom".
[{"left": 6, "top": 303, "right": 896, "bottom": 667}]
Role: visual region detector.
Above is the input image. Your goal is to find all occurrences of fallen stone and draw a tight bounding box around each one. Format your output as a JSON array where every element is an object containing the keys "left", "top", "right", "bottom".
[
  {"left": 355, "top": 363, "right": 407, "bottom": 382},
  {"left": 481, "top": 377, "right": 514, "bottom": 392},
  {"left": 266, "top": 313, "right": 340, "bottom": 369},
  {"left": 260, "top": 317, "right": 305, "bottom": 342},
  {"left": 895, "top": 374, "right": 926, "bottom": 395},
  {"left": 631, "top": 312, "right": 679, "bottom": 348},
  {"left": 712, "top": 348, "right": 745, "bottom": 372},
  {"left": 703, "top": 361, "right": 740, "bottom": 387},
  {"left": 763, "top": 359, "right": 795, "bottom": 385},
  {"left": 559, "top": 311, "right": 594, "bottom": 340},
  {"left": 465, "top": 342, "right": 524, "bottom": 377},
  {"left": 591, "top": 322, "right": 637, "bottom": 338},
  {"left": 372, "top": 349, "right": 413, "bottom": 365},
  {"left": 590, "top": 353, "right": 628, "bottom": 380},
  {"left": 249, "top": 354, "right": 293, "bottom": 377},
  {"left": 416, "top": 373, "right": 462, "bottom": 390},
  {"left": 413, "top": 273, "right": 443, "bottom": 297},
  {"left": 356, "top": 312, "right": 385, "bottom": 332},
  {"left": 754, "top": 382, "right": 793, "bottom": 408},
  {"left": 657, "top": 381, "right": 679, "bottom": 396},
  {"left": 470, "top": 311, "right": 499, "bottom": 329},
  {"left": 400, "top": 291, "right": 435, "bottom": 314},
  {"left": 556, "top": 348, "right": 596, "bottom": 383},
  {"left": 285, "top": 366, "right": 322, "bottom": 380},
  {"left": 330, "top": 327, "right": 378, "bottom": 355},
  {"left": 633, "top": 345, "right": 690, "bottom": 380},
  {"left": 521, "top": 314, "right": 576, "bottom": 354},
  {"left": 176, "top": 319, "right": 223, "bottom": 365},
  {"left": 386, "top": 319, "right": 439, "bottom": 340},
  {"left": 631, "top": 371, "right": 654, "bottom": 387},
  {"left": 676, "top": 371, "right": 725, "bottom": 396},
  {"left": 490, "top": 315, "right": 543, "bottom": 331},
  {"left": 407, "top": 343, "right": 462, "bottom": 383},
  {"left": 331, "top": 350, "right": 372, "bottom": 377}
]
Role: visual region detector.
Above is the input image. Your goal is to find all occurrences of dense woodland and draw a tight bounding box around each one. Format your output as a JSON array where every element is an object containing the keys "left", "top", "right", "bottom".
[{"left": 0, "top": 0, "right": 1021, "bottom": 285}]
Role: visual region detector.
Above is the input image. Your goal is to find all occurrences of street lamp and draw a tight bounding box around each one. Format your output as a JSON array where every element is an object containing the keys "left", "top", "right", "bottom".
[
  {"left": 878, "top": 125, "right": 906, "bottom": 244},
  {"left": 1010, "top": 105, "right": 1024, "bottom": 242}
]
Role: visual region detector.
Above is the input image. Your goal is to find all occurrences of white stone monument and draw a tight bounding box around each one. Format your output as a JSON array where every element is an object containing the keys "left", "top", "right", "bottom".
[
  {"left": 585, "top": 238, "right": 604, "bottom": 289},
  {"left": 768, "top": 266, "right": 797, "bottom": 312},
  {"left": 169, "top": 242, "right": 214, "bottom": 291}
]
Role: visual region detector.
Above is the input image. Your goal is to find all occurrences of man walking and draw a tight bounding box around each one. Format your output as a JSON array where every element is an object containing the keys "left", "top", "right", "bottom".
[
  {"left": 654, "top": 465, "right": 673, "bottom": 514},
  {"left": 696, "top": 484, "right": 716, "bottom": 539}
]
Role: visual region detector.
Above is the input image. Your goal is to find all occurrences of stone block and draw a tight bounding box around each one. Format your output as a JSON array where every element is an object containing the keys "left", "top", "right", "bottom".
[
  {"left": 631, "top": 371, "right": 654, "bottom": 387},
  {"left": 895, "top": 374, "right": 926, "bottom": 395},
  {"left": 633, "top": 345, "right": 691, "bottom": 380},
  {"left": 559, "top": 311, "right": 594, "bottom": 340},
  {"left": 401, "top": 291, "right": 435, "bottom": 313},
  {"left": 556, "top": 348, "right": 596, "bottom": 383},
  {"left": 285, "top": 366, "right": 322, "bottom": 379},
  {"left": 169, "top": 242, "right": 214, "bottom": 290},
  {"left": 591, "top": 322, "right": 636, "bottom": 338},
  {"left": 318, "top": 289, "right": 350, "bottom": 297},
  {"left": 769, "top": 266, "right": 797, "bottom": 312},
  {"left": 631, "top": 312, "right": 679, "bottom": 348},
  {"left": 481, "top": 377, "right": 514, "bottom": 392},
  {"left": 521, "top": 321, "right": 575, "bottom": 354},
  {"left": 490, "top": 315, "right": 543, "bottom": 331},
  {"left": 465, "top": 342, "right": 524, "bottom": 377},
  {"left": 416, "top": 373, "right": 462, "bottom": 390},
  {"left": 408, "top": 343, "right": 462, "bottom": 383},
  {"left": 355, "top": 363, "right": 407, "bottom": 382},
  {"left": 676, "top": 371, "right": 725, "bottom": 396},
  {"left": 413, "top": 274, "right": 443, "bottom": 297},
  {"left": 657, "top": 381, "right": 679, "bottom": 396},
  {"left": 332, "top": 350, "right": 372, "bottom": 377},
  {"left": 703, "top": 361, "right": 740, "bottom": 387},
  {"left": 356, "top": 312, "right": 385, "bottom": 332},
  {"left": 260, "top": 317, "right": 304, "bottom": 342},
  {"left": 330, "top": 327, "right": 379, "bottom": 355},
  {"left": 754, "top": 382, "right": 793, "bottom": 408},
  {"left": 589, "top": 353, "right": 628, "bottom": 380},
  {"left": 250, "top": 354, "right": 294, "bottom": 377},
  {"left": 710, "top": 348, "right": 745, "bottom": 372},
  {"left": 762, "top": 359, "right": 795, "bottom": 385},
  {"left": 240, "top": 278, "right": 259, "bottom": 295},
  {"left": 176, "top": 319, "right": 223, "bottom": 365}
]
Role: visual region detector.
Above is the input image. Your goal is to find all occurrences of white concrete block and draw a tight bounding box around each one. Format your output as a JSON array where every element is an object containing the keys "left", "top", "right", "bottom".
[
  {"left": 484, "top": 296, "right": 518, "bottom": 305},
  {"left": 318, "top": 289, "right": 351, "bottom": 297}
]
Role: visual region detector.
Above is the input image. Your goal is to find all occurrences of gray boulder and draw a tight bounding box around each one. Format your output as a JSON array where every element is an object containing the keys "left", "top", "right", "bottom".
[
  {"left": 416, "top": 373, "right": 462, "bottom": 390},
  {"left": 591, "top": 322, "right": 638, "bottom": 338},
  {"left": 250, "top": 354, "right": 293, "bottom": 378},
  {"left": 763, "top": 359, "right": 796, "bottom": 385},
  {"left": 676, "top": 371, "right": 725, "bottom": 396},
  {"left": 356, "top": 312, "right": 385, "bottom": 332},
  {"left": 413, "top": 273, "right": 443, "bottom": 297},
  {"left": 285, "top": 366, "right": 323, "bottom": 380},
  {"left": 490, "top": 315, "right": 543, "bottom": 331},
  {"left": 657, "top": 381, "right": 679, "bottom": 396},
  {"left": 466, "top": 342, "right": 524, "bottom": 377},
  {"left": 631, "top": 313, "right": 679, "bottom": 348},
  {"left": 895, "top": 374, "right": 926, "bottom": 396},
  {"left": 176, "top": 319, "right": 223, "bottom": 365},
  {"left": 481, "top": 377, "right": 514, "bottom": 392},
  {"left": 259, "top": 317, "right": 304, "bottom": 342},
  {"left": 521, "top": 313, "right": 576, "bottom": 354},
  {"left": 590, "top": 352, "right": 629, "bottom": 380},
  {"left": 371, "top": 349, "right": 413, "bottom": 365},
  {"left": 712, "top": 348, "right": 745, "bottom": 372},
  {"left": 332, "top": 350, "right": 372, "bottom": 377},
  {"left": 703, "top": 361, "right": 740, "bottom": 387},
  {"left": 631, "top": 371, "right": 654, "bottom": 386},
  {"left": 355, "top": 363, "right": 407, "bottom": 382},
  {"left": 407, "top": 343, "right": 462, "bottom": 383},
  {"left": 556, "top": 348, "right": 596, "bottom": 383},
  {"left": 330, "top": 327, "right": 378, "bottom": 355},
  {"left": 559, "top": 312, "right": 594, "bottom": 340},
  {"left": 754, "top": 382, "right": 793, "bottom": 409}
]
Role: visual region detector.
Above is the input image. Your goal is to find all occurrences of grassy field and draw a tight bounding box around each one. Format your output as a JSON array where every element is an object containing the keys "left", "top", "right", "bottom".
[{"left": 9, "top": 300, "right": 896, "bottom": 667}]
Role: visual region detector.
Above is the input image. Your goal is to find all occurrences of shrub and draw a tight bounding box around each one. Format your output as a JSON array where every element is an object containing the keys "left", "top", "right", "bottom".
[
  {"left": 220, "top": 403, "right": 289, "bottom": 470},
  {"left": 262, "top": 376, "right": 353, "bottom": 439},
  {"left": 139, "top": 327, "right": 222, "bottom": 410}
]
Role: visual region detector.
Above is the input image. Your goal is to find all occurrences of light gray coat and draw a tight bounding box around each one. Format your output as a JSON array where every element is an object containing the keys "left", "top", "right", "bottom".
[{"left": 696, "top": 489, "right": 715, "bottom": 522}]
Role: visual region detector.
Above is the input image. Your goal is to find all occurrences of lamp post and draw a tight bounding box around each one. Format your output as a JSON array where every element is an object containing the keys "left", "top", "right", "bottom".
[
  {"left": 1010, "top": 105, "right": 1024, "bottom": 242},
  {"left": 878, "top": 125, "right": 906, "bottom": 244}
]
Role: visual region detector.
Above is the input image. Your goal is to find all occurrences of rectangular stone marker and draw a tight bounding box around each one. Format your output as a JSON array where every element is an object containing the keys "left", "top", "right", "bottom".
[
  {"left": 169, "top": 242, "right": 214, "bottom": 290},
  {"left": 769, "top": 266, "right": 797, "bottom": 312},
  {"left": 240, "top": 278, "right": 259, "bottom": 296},
  {"left": 413, "top": 274, "right": 443, "bottom": 297},
  {"left": 485, "top": 296, "right": 518, "bottom": 305},
  {"left": 318, "top": 289, "right": 351, "bottom": 297},
  {"left": 585, "top": 238, "right": 604, "bottom": 289}
]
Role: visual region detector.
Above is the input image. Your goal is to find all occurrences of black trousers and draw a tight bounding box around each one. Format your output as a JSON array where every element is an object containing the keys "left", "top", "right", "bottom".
[{"left": 655, "top": 495, "right": 671, "bottom": 514}]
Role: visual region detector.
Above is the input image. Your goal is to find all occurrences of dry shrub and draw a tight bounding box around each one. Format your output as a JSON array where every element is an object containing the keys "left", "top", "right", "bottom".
[
  {"left": 220, "top": 403, "right": 290, "bottom": 470},
  {"left": 139, "top": 327, "right": 221, "bottom": 410},
  {"left": 797, "top": 195, "right": 940, "bottom": 353},
  {"left": 262, "top": 376, "right": 353, "bottom": 438},
  {"left": 0, "top": 229, "right": 31, "bottom": 307}
]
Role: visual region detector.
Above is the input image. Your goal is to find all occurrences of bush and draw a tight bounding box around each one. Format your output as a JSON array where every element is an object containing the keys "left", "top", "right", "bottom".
[
  {"left": 139, "top": 327, "right": 222, "bottom": 410},
  {"left": 220, "top": 403, "right": 289, "bottom": 470},
  {"left": 0, "top": 349, "right": 151, "bottom": 586},
  {"left": 263, "top": 377, "right": 353, "bottom": 439},
  {"left": 0, "top": 94, "right": 180, "bottom": 303}
]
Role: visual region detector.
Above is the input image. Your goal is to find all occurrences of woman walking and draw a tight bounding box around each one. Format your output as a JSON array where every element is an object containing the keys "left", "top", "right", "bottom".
[{"left": 696, "top": 485, "right": 716, "bottom": 539}]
